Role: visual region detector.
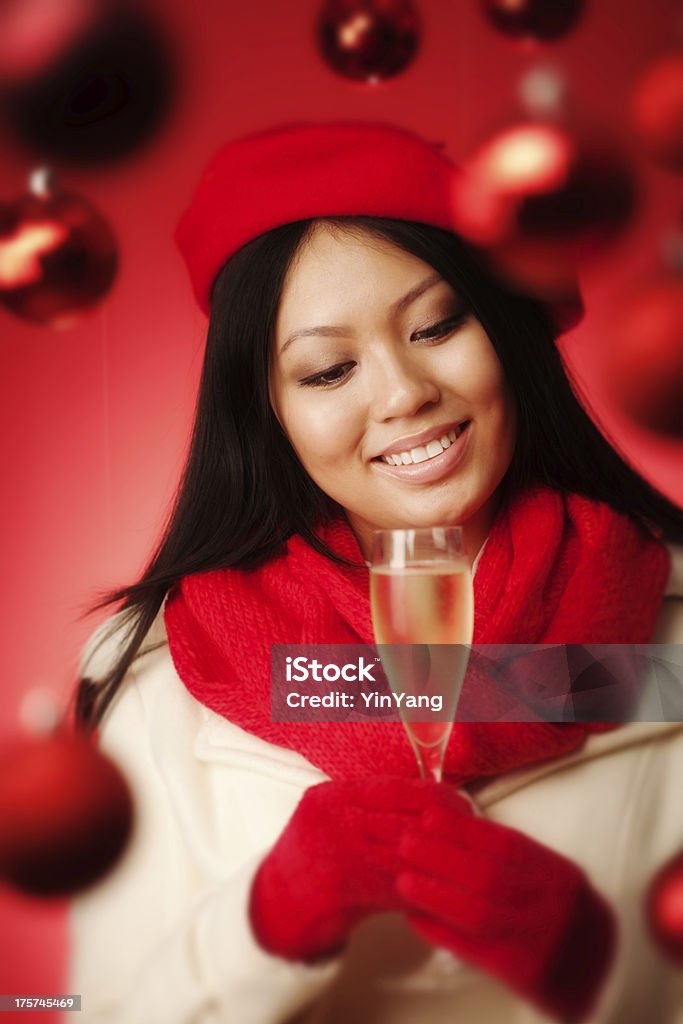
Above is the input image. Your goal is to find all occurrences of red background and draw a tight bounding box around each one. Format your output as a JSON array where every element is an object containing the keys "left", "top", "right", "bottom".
[{"left": 1, "top": 0, "right": 681, "bottom": 1017}]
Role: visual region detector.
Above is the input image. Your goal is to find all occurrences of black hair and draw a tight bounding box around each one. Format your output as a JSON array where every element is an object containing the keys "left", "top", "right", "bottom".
[{"left": 73, "top": 216, "right": 683, "bottom": 731}]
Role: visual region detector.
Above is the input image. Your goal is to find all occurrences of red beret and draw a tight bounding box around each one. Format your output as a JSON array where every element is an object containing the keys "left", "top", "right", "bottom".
[
  {"left": 175, "top": 120, "right": 583, "bottom": 331},
  {"left": 175, "top": 121, "right": 456, "bottom": 316}
]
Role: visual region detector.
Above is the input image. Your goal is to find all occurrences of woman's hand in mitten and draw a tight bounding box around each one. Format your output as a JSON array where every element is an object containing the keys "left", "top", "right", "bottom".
[
  {"left": 398, "top": 786, "right": 617, "bottom": 1022},
  {"left": 248, "top": 775, "right": 446, "bottom": 963}
]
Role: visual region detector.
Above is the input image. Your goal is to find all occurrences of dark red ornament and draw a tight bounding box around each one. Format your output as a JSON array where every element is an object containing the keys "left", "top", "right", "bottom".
[
  {"left": 603, "top": 274, "right": 683, "bottom": 438},
  {"left": 0, "top": 730, "right": 133, "bottom": 897},
  {"left": 481, "top": 0, "right": 584, "bottom": 43},
  {"left": 0, "top": 174, "right": 117, "bottom": 328},
  {"left": 632, "top": 52, "right": 683, "bottom": 174},
  {"left": 646, "top": 850, "right": 683, "bottom": 966},
  {"left": 317, "top": 0, "right": 419, "bottom": 83},
  {"left": 451, "top": 121, "right": 637, "bottom": 299},
  {"left": 5, "top": 3, "right": 174, "bottom": 165}
]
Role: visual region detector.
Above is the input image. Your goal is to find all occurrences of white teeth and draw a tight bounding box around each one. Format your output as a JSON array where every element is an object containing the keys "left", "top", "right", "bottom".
[{"left": 379, "top": 423, "right": 468, "bottom": 466}]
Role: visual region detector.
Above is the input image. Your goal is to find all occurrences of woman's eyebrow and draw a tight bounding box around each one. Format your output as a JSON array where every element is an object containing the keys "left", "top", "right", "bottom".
[{"left": 279, "top": 273, "right": 445, "bottom": 356}]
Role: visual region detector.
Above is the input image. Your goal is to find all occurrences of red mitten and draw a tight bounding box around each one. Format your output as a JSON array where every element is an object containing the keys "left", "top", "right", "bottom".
[
  {"left": 249, "top": 776, "right": 440, "bottom": 962},
  {"left": 398, "top": 786, "right": 617, "bottom": 1022}
]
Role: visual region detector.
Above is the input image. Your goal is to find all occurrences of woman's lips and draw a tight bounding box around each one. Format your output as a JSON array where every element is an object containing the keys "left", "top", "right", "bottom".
[{"left": 371, "top": 421, "right": 472, "bottom": 484}]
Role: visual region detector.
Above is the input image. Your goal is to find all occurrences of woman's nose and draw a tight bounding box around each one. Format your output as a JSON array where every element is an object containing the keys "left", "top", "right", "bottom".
[{"left": 369, "top": 351, "right": 440, "bottom": 421}]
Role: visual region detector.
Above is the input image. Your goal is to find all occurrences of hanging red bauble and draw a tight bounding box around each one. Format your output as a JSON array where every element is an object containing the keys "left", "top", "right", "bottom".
[
  {"left": 5, "top": 4, "right": 174, "bottom": 166},
  {"left": 632, "top": 52, "right": 683, "bottom": 174},
  {"left": 481, "top": 0, "right": 584, "bottom": 43},
  {"left": 0, "top": 171, "right": 117, "bottom": 328},
  {"left": 451, "top": 120, "right": 637, "bottom": 299},
  {"left": 316, "top": 0, "right": 420, "bottom": 83},
  {"left": 646, "top": 850, "right": 683, "bottom": 966},
  {"left": 602, "top": 274, "right": 683, "bottom": 438},
  {"left": 0, "top": 730, "right": 133, "bottom": 897}
]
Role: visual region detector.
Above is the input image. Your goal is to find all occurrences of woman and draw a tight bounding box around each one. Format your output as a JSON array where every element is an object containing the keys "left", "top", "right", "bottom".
[{"left": 70, "top": 122, "right": 683, "bottom": 1024}]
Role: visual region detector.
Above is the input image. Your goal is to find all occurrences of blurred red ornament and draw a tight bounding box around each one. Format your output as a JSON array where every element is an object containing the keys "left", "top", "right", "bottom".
[
  {"left": 0, "top": 171, "right": 117, "bottom": 328},
  {"left": 0, "top": 0, "right": 97, "bottom": 84},
  {"left": 603, "top": 274, "right": 683, "bottom": 438},
  {"left": 647, "top": 850, "right": 683, "bottom": 965},
  {"left": 481, "top": 0, "right": 583, "bottom": 42},
  {"left": 317, "top": 0, "right": 419, "bottom": 82},
  {"left": 632, "top": 52, "right": 683, "bottom": 174},
  {"left": 452, "top": 121, "right": 637, "bottom": 299},
  {"left": 5, "top": 3, "right": 175, "bottom": 166},
  {"left": 0, "top": 730, "right": 133, "bottom": 897}
]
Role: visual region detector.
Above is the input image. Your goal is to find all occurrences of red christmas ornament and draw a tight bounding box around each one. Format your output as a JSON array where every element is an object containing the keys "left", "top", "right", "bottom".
[
  {"left": 481, "top": 0, "right": 584, "bottom": 42},
  {"left": 451, "top": 121, "right": 637, "bottom": 299},
  {"left": 5, "top": 4, "right": 175, "bottom": 166},
  {"left": 0, "top": 0, "right": 97, "bottom": 85},
  {"left": 0, "top": 171, "right": 117, "bottom": 328},
  {"left": 603, "top": 274, "right": 683, "bottom": 438},
  {"left": 632, "top": 52, "right": 683, "bottom": 174},
  {"left": 317, "top": 0, "right": 420, "bottom": 83},
  {"left": 646, "top": 850, "right": 683, "bottom": 965},
  {"left": 0, "top": 730, "right": 133, "bottom": 897}
]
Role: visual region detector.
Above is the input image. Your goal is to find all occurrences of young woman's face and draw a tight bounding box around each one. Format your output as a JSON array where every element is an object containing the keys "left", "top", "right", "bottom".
[{"left": 269, "top": 223, "right": 517, "bottom": 561}]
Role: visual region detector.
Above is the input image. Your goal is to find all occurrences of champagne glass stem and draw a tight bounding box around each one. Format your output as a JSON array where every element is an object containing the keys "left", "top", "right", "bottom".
[{"left": 412, "top": 738, "right": 447, "bottom": 783}]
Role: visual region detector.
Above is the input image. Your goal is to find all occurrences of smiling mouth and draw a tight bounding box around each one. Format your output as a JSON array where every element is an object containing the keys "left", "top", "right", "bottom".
[{"left": 375, "top": 422, "right": 470, "bottom": 466}]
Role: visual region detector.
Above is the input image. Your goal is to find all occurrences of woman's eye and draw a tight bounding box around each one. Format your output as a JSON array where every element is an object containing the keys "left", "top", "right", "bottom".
[
  {"left": 297, "top": 314, "right": 467, "bottom": 387},
  {"left": 299, "top": 362, "right": 355, "bottom": 388},
  {"left": 413, "top": 312, "right": 467, "bottom": 343}
]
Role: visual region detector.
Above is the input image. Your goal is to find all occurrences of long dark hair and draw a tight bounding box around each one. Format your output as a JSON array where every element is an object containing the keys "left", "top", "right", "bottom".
[{"left": 73, "top": 216, "right": 683, "bottom": 731}]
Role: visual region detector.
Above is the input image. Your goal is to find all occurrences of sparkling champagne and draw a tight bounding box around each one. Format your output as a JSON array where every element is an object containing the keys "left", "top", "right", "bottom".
[
  {"left": 370, "top": 564, "right": 473, "bottom": 778},
  {"left": 370, "top": 564, "right": 473, "bottom": 646}
]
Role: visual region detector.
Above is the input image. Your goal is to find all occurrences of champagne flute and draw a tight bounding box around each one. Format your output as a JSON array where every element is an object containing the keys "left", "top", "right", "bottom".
[{"left": 369, "top": 527, "right": 474, "bottom": 782}]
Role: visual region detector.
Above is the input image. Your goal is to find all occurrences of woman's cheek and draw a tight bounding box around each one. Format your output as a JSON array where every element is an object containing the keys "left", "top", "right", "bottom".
[
  {"left": 287, "top": 396, "right": 360, "bottom": 467},
  {"left": 467, "top": 354, "right": 515, "bottom": 434}
]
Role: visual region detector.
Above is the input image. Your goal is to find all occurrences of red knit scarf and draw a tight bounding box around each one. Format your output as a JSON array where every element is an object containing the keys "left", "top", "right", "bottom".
[{"left": 163, "top": 486, "right": 670, "bottom": 785}]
